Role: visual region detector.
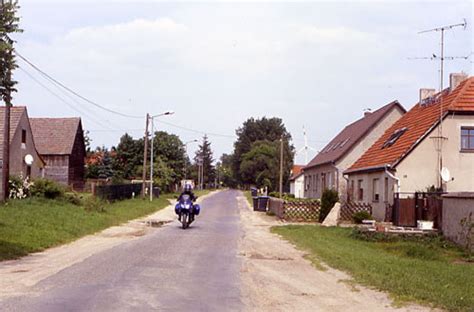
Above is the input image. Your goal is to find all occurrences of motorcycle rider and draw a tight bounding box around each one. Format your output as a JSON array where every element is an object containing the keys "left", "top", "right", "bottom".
[{"left": 177, "top": 184, "right": 197, "bottom": 221}]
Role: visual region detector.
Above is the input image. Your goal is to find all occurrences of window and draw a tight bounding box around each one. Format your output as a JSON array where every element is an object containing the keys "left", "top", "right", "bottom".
[
  {"left": 350, "top": 180, "right": 355, "bottom": 201},
  {"left": 321, "top": 173, "right": 327, "bottom": 191},
  {"left": 328, "top": 172, "right": 333, "bottom": 188},
  {"left": 384, "top": 177, "right": 389, "bottom": 202},
  {"left": 21, "top": 129, "right": 26, "bottom": 144},
  {"left": 312, "top": 175, "right": 316, "bottom": 192},
  {"left": 26, "top": 165, "right": 31, "bottom": 178},
  {"left": 382, "top": 127, "right": 408, "bottom": 149},
  {"left": 315, "top": 173, "right": 319, "bottom": 193},
  {"left": 357, "top": 179, "right": 363, "bottom": 201},
  {"left": 461, "top": 127, "right": 474, "bottom": 151},
  {"left": 372, "top": 178, "right": 380, "bottom": 202}
]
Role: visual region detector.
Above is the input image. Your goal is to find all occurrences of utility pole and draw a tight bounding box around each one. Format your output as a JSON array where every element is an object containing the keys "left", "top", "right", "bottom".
[
  {"left": 279, "top": 136, "right": 283, "bottom": 198},
  {"left": 141, "top": 113, "right": 149, "bottom": 198},
  {"left": 1, "top": 0, "right": 12, "bottom": 202}
]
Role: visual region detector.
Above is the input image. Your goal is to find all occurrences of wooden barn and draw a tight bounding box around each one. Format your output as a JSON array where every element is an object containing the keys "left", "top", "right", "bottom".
[{"left": 30, "top": 117, "right": 86, "bottom": 190}]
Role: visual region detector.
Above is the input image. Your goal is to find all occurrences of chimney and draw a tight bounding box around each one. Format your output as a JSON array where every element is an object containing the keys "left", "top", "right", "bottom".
[
  {"left": 419, "top": 88, "right": 436, "bottom": 103},
  {"left": 450, "top": 72, "right": 468, "bottom": 91}
]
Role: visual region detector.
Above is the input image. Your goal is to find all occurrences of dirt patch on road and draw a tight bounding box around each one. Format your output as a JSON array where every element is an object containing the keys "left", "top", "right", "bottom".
[{"left": 237, "top": 193, "right": 437, "bottom": 312}]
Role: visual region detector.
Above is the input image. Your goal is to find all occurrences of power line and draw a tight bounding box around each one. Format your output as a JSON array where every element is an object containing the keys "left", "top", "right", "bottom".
[
  {"left": 18, "top": 66, "right": 110, "bottom": 126},
  {"left": 15, "top": 51, "right": 143, "bottom": 119},
  {"left": 18, "top": 66, "right": 121, "bottom": 134},
  {"left": 159, "top": 119, "right": 237, "bottom": 138}
]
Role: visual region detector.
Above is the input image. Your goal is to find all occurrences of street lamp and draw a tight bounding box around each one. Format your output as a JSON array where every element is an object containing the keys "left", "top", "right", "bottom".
[
  {"left": 149, "top": 111, "right": 174, "bottom": 201},
  {"left": 184, "top": 139, "right": 198, "bottom": 180}
]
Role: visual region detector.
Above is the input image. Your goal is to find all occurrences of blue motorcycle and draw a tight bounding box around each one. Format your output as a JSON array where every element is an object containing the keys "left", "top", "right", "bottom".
[{"left": 175, "top": 194, "right": 200, "bottom": 229}]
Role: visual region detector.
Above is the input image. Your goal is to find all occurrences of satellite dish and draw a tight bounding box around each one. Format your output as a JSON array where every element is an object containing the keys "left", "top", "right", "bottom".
[
  {"left": 440, "top": 167, "right": 451, "bottom": 183},
  {"left": 24, "top": 154, "right": 34, "bottom": 166}
]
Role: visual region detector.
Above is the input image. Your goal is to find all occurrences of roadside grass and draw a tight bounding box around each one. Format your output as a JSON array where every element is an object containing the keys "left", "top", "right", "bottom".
[
  {"left": 0, "top": 196, "right": 169, "bottom": 261},
  {"left": 272, "top": 225, "right": 474, "bottom": 312}
]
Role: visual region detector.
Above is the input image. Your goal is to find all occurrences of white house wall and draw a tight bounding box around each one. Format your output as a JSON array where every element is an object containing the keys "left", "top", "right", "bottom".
[{"left": 396, "top": 114, "right": 474, "bottom": 193}]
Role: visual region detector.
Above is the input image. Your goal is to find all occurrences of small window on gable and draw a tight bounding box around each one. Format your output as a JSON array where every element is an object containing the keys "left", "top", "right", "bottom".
[
  {"left": 22, "top": 129, "right": 27, "bottom": 144},
  {"left": 382, "top": 127, "right": 408, "bottom": 149}
]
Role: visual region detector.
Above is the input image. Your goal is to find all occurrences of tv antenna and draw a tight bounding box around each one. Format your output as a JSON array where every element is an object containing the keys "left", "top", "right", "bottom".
[
  {"left": 296, "top": 126, "right": 316, "bottom": 165},
  {"left": 415, "top": 19, "right": 468, "bottom": 188}
]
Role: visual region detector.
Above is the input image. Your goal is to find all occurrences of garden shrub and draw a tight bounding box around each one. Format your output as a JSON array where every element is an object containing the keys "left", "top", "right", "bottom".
[
  {"left": 352, "top": 211, "right": 373, "bottom": 224},
  {"left": 64, "top": 193, "right": 83, "bottom": 206},
  {"left": 8, "top": 175, "right": 33, "bottom": 199},
  {"left": 30, "top": 178, "right": 65, "bottom": 199},
  {"left": 84, "top": 196, "right": 106, "bottom": 213},
  {"left": 319, "top": 188, "right": 339, "bottom": 222}
]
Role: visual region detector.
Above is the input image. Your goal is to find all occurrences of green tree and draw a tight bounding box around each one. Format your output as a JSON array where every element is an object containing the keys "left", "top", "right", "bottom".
[
  {"left": 152, "top": 131, "right": 187, "bottom": 188},
  {"left": 152, "top": 156, "right": 175, "bottom": 192},
  {"left": 194, "top": 135, "right": 215, "bottom": 187},
  {"left": 113, "top": 133, "right": 143, "bottom": 180},
  {"left": 97, "top": 149, "right": 114, "bottom": 180},
  {"left": 0, "top": 0, "right": 22, "bottom": 104},
  {"left": 219, "top": 154, "right": 238, "bottom": 188},
  {"left": 239, "top": 140, "right": 291, "bottom": 191},
  {"left": 232, "top": 117, "right": 294, "bottom": 188}
]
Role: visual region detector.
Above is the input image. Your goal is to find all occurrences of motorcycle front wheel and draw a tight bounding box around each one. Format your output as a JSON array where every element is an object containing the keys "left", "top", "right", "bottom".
[{"left": 181, "top": 213, "right": 188, "bottom": 229}]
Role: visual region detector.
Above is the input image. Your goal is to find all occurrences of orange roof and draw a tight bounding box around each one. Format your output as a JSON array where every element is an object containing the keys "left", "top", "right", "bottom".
[
  {"left": 347, "top": 76, "right": 474, "bottom": 173},
  {"left": 289, "top": 165, "right": 304, "bottom": 180}
]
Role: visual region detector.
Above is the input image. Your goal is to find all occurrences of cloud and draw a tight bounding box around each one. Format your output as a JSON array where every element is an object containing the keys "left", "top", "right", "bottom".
[{"left": 295, "top": 25, "right": 376, "bottom": 44}]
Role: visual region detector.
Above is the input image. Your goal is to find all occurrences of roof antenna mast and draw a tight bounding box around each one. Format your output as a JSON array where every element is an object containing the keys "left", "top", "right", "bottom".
[{"left": 416, "top": 19, "right": 468, "bottom": 189}]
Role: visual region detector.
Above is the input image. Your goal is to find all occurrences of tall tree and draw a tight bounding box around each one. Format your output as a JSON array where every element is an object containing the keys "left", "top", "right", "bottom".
[
  {"left": 0, "top": 0, "right": 21, "bottom": 102},
  {"left": 113, "top": 133, "right": 143, "bottom": 179},
  {"left": 194, "top": 135, "right": 215, "bottom": 187},
  {"left": 0, "top": 0, "right": 22, "bottom": 201},
  {"left": 152, "top": 131, "right": 187, "bottom": 188},
  {"left": 219, "top": 153, "right": 238, "bottom": 188},
  {"left": 232, "top": 117, "right": 294, "bottom": 188}
]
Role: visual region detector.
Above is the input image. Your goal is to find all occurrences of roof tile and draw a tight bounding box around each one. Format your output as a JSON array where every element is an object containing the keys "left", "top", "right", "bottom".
[{"left": 348, "top": 76, "right": 474, "bottom": 172}]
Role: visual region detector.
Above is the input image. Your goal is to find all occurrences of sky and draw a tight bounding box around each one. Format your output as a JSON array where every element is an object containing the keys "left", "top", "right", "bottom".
[{"left": 10, "top": 0, "right": 473, "bottom": 165}]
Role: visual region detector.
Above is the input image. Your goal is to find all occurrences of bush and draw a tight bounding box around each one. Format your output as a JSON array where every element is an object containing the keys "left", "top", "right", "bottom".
[
  {"left": 319, "top": 189, "right": 339, "bottom": 222},
  {"left": 63, "top": 193, "right": 83, "bottom": 206},
  {"left": 8, "top": 175, "right": 33, "bottom": 199},
  {"left": 30, "top": 179, "right": 65, "bottom": 199},
  {"left": 352, "top": 211, "right": 373, "bottom": 224},
  {"left": 84, "top": 196, "right": 107, "bottom": 213}
]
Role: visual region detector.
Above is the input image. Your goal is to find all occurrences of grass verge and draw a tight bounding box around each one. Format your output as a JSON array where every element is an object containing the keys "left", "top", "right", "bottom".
[
  {"left": 0, "top": 196, "right": 169, "bottom": 261},
  {"left": 272, "top": 225, "right": 474, "bottom": 311}
]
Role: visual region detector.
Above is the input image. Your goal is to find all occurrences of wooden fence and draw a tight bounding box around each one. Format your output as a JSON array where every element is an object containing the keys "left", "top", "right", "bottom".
[
  {"left": 392, "top": 192, "right": 443, "bottom": 228},
  {"left": 95, "top": 184, "right": 142, "bottom": 201},
  {"left": 268, "top": 198, "right": 320, "bottom": 222},
  {"left": 340, "top": 202, "right": 373, "bottom": 222}
]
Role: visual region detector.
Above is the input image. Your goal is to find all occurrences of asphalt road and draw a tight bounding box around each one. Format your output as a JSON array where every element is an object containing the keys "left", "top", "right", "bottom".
[{"left": 0, "top": 190, "right": 242, "bottom": 312}]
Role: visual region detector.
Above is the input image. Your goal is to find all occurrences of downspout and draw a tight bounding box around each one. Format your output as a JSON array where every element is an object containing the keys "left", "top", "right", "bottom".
[
  {"left": 385, "top": 165, "right": 400, "bottom": 193},
  {"left": 331, "top": 162, "right": 340, "bottom": 193}
]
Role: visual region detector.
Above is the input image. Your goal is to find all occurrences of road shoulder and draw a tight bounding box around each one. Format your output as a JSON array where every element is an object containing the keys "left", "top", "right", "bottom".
[{"left": 237, "top": 192, "right": 436, "bottom": 312}]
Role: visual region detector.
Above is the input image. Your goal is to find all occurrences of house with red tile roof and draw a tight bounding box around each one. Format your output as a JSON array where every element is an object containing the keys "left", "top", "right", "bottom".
[
  {"left": 289, "top": 165, "right": 305, "bottom": 198},
  {"left": 30, "top": 118, "right": 86, "bottom": 190},
  {"left": 345, "top": 73, "right": 474, "bottom": 221},
  {"left": 0, "top": 107, "right": 45, "bottom": 198},
  {"left": 303, "top": 101, "right": 406, "bottom": 200}
]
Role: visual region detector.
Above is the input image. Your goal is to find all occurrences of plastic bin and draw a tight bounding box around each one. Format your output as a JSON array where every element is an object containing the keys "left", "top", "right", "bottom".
[
  {"left": 252, "top": 197, "right": 259, "bottom": 211},
  {"left": 256, "top": 196, "right": 269, "bottom": 212},
  {"left": 250, "top": 187, "right": 258, "bottom": 197}
]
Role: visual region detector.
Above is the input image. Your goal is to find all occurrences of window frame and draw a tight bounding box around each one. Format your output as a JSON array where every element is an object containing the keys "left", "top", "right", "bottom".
[
  {"left": 357, "top": 179, "right": 363, "bottom": 201},
  {"left": 21, "top": 129, "right": 27, "bottom": 144},
  {"left": 461, "top": 126, "right": 474, "bottom": 152},
  {"left": 372, "top": 178, "right": 380, "bottom": 202}
]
